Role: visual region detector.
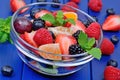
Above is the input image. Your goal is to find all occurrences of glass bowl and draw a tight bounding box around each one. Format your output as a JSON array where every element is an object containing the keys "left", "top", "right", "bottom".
[{"left": 10, "top": 2, "right": 103, "bottom": 76}]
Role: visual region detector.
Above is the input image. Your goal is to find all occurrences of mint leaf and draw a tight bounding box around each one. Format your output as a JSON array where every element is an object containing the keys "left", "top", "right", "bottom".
[
  {"left": 41, "top": 14, "right": 55, "bottom": 24},
  {"left": 56, "top": 11, "right": 63, "bottom": 19},
  {"left": 65, "top": 18, "right": 75, "bottom": 25},
  {"left": 84, "top": 38, "right": 95, "bottom": 50},
  {"left": 78, "top": 31, "right": 88, "bottom": 49},
  {"left": 0, "top": 33, "right": 8, "bottom": 43},
  {"left": 87, "top": 48, "right": 102, "bottom": 60},
  {"left": 56, "top": 17, "right": 64, "bottom": 25}
]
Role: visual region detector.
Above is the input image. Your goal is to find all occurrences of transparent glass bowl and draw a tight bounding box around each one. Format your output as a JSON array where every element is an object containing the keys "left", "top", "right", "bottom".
[{"left": 10, "top": 2, "right": 103, "bottom": 76}]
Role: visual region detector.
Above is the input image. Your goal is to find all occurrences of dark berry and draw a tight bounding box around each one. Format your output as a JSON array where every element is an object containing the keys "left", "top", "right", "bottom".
[
  {"left": 37, "top": 0, "right": 46, "bottom": 2},
  {"left": 110, "top": 35, "right": 119, "bottom": 44},
  {"left": 69, "top": 44, "right": 84, "bottom": 55},
  {"left": 107, "top": 59, "right": 118, "bottom": 67},
  {"left": 92, "top": 16, "right": 98, "bottom": 22},
  {"left": 72, "top": 30, "right": 81, "bottom": 40},
  {"left": 32, "top": 18, "right": 45, "bottom": 30},
  {"left": 14, "top": 17, "right": 32, "bottom": 34},
  {"left": 106, "top": 8, "right": 115, "bottom": 16},
  {"left": 51, "top": 0, "right": 60, "bottom": 8},
  {"left": 1, "top": 65, "right": 13, "bottom": 76},
  {"left": 83, "top": 20, "right": 91, "bottom": 27},
  {"left": 50, "top": 31, "right": 55, "bottom": 39}
]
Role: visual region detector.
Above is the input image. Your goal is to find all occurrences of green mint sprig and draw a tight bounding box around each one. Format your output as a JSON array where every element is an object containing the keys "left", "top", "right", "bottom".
[
  {"left": 0, "top": 16, "right": 12, "bottom": 43},
  {"left": 41, "top": 10, "right": 75, "bottom": 26},
  {"left": 78, "top": 31, "right": 101, "bottom": 60}
]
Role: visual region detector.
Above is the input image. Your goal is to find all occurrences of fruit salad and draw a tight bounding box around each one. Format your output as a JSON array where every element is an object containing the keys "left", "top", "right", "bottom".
[{"left": 11, "top": 2, "right": 102, "bottom": 75}]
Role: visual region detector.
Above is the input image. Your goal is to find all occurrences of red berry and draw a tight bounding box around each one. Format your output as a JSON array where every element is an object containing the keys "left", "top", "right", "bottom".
[
  {"left": 104, "top": 66, "right": 120, "bottom": 80},
  {"left": 33, "top": 28, "right": 53, "bottom": 46},
  {"left": 85, "top": 22, "right": 101, "bottom": 40},
  {"left": 100, "top": 38, "right": 114, "bottom": 55},
  {"left": 88, "top": 0, "right": 102, "bottom": 12},
  {"left": 70, "top": 0, "right": 80, "bottom": 4},
  {"left": 61, "top": 2, "right": 79, "bottom": 12},
  {"left": 64, "top": 22, "right": 72, "bottom": 27}
]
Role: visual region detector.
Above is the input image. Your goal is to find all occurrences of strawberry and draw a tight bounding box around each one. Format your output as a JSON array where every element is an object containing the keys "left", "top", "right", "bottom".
[
  {"left": 70, "top": 0, "right": 80, "bottom": 4},
  {"left": 22, "top": 31, "right": 38, "bottom": 47},
  {"left": 33, "top": 28, "right": 53, "bottom": 46},
  {"left": 64, "top": 22, "right": 72, "bottom": 27},
  {"left": 85, "top": 22, "right": 101, "bottom": 40},
  {"left": 70, "top": 20, "right": 86, "bottom": 33},
  {"left": 61, "top": 2, "right": 79, "bottom": 12},
  {"left": 100, "top": 38, "right": 114, "bottom": 55},
  {"left": 88, "top": 0, "right": 102, "bottom": 12},
  {"left": 55, "top": 34, "right": 77, "bottom": 59},
  {"left": 35, "top": 10, "right": 52, "bottom": 19},
  {"left": 102, "top": 15, "right": 120, "bottom": 31},
  {"left": 104, "top": 66, "right": 120, "bottom": 80}
]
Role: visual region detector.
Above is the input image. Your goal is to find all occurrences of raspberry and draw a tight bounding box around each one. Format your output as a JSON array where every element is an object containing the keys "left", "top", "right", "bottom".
[
  {"left": 104, "top": 66, "right": 120, "bottom": 80},
  {"left": 88, "top": 0, "right": 102, "bottom": 12},
  {"left": 100, "top": 38, "right": 114, "bottom": 55},
  {"left": 33, "top": 28, "right": 53, "bottom": 46},
  {"left": 85, "top": 22, "right": 101, "bottom": 40},
  {"left": 70, "top": 0, "right": 80, "bottom": 4},
  {"left": 61, "top": 2, "right": 79, "bottom": 12}
]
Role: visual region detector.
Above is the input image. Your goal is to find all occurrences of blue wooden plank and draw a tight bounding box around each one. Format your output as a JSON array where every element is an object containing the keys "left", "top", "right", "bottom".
[
  {"left": 0, "top": 0, "right": 32, "bottom": 80},
  {"left": 88, "top": 0, "right": 120, "bottom": 80},
  {"left": 0, "top": 42, "right": 23, "bottom": 80}
]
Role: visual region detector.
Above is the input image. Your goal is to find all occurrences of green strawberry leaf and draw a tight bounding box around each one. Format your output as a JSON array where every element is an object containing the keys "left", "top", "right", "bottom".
[{"left": 87, "top": 48, "right": 102, "bottom": 60}]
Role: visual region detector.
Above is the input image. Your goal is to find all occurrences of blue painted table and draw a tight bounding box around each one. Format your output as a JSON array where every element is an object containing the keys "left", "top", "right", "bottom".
[{"left": 0, "top": 0, "right": 120, "bottom": 80}]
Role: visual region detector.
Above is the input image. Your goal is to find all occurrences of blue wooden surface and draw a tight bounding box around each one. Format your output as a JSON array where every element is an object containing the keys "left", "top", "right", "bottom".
[{"left": 0, "top": 0, "right": 120, "bottom": 80}]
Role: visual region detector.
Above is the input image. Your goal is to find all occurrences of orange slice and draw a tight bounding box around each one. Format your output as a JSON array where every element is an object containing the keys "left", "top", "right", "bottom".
[
  {"left": 38, "top": 43, "right": 62, "bottom": 60},
  {"left": 63, "top": 12, "right": 78, "bottom": 21},
  {"left": 48, "top": 27, "right": 73, "bottom": 36}
]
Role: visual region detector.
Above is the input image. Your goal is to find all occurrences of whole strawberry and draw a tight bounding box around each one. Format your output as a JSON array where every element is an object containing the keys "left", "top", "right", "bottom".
[
  {"left": 85, "top": 22, "right": 101, "bottom": 40},
  {"left": 104, "top": 66, "right": 120, "bottom": 80},
  {"left": 88, "top": 0, "right": 102, "bottom": 12},
  {"left": 100, "top": 38, "right": 114, "bottom": 55},
  {"left": 33, "top": 28, "right": 53, "bottom": 46}
]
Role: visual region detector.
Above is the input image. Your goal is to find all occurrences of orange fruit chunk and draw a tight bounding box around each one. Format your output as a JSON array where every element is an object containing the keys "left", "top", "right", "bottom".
[
  {"left": 63, "top": 12, "right": 78, "bottom": 21},
  {"left": 38, "top": 43, "right": 62, "bottom": 60}
]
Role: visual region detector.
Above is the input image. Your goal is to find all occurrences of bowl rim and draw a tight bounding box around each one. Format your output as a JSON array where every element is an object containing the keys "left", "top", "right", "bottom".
[{"left": 11, "top": 2, "right": 103, "bottom": 58}]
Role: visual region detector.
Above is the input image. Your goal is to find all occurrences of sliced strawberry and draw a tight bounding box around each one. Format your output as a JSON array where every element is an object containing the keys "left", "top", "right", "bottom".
[
  {"left": 35, "top": 10, "right": 52, "bottom": 19},
  {"left": 70, "top": 20, "right": 86, "bottom": 33},
  {"left": 55, "top": 34, "right": 77, "bottom": 60},
  {"left": 24, "top": 31, "right": 38, "bottom": 47},
  {"left": 102, "top": 15, "right": 120, "bottom": 31}
]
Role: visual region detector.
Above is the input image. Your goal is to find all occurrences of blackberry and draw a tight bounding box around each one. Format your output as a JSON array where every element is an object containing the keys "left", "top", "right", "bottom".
[
  {"left": 83, "top": 20, "right": 91, "bottom": 27},
  {"left": 107, "top": 59, "right": 118, "bottom": 67},
  {"left": 72, "top": 30, "right": 81, "bottom": 40},
  {"left": 69, "top": 44, "right": 84, "bottom": 55}
]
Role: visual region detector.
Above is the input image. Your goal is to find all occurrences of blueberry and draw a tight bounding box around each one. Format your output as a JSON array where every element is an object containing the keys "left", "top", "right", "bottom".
[
  {"left": 51, "top": 0, "right": 60, "bottom": 8},
  {"left": 110, "top": 35, "right": 119, "bottom": 44},
  {"left": 30, "top": 8, "right": 46, "bottom": 18},
  {"left": 107, "top": 59, "right": 118, "bottom": 67},
  {"left": 92, "top": 16, "right": 98, "bottom": 22},
  {"left": 106, "top": 8, "right": 115, "bottom": 16},
  {"left": 32, "top": 18, "right": 45, "bottom": 30},
  {"left": 37, "top": 0, "right": 46, "bottom": 2},
  {"left": 83, "top": 21, "right": 91, "bottom": 27},
  {"left": 1, "top": 65, "right": 13, "bottom": 76}
]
